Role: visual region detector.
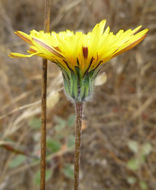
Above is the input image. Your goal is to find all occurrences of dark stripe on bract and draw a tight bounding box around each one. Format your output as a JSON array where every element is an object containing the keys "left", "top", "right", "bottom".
[
  {"left": 75, "top": 66, "right": 80, "bottom": 81},
  {"left": 75, "top": 66, "right": 81, "bottom": 96},
  {"left": 81, "top": 88, "right": 86, "bottom": 101},
  {"left": 63, "top": 60, "right": 73, "bottom": 71},
  {"left": 93, "top": 60, "right": 103, "bottom": 71},
  {"left": 84, "top": 57, "right": 94, "bottom": 76},
  {"left": 77, "top": 58, "right": 80, "bottom": 66},
  {"left": 82, "top": 47, "right": 88, "bottom": 59}
]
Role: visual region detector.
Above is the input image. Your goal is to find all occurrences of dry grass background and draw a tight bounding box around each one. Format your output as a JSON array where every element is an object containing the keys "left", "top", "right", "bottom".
[{"left": 0, "top": 0, "right": 156, "bottom": 189}]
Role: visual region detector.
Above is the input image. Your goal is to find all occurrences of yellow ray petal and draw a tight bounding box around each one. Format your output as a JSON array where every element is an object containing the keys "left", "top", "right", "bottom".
[
  {"left": 15, "top": 31, "right": 33, "bottom": 45},
  {"left": 113, "top": 28, "right": 148, "bottom": 57},
  {"left": 9, "top": 52, "right": 37, "bottom": 58},
  {"left": 32, "top": 37, "right": 64, "bottom": 58},
  {"left": 9, "top": 19, "right": 148, "bottom": 76}
]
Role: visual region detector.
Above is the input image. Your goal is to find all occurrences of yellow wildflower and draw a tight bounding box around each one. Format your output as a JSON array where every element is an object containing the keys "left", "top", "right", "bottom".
[{"left": 9, "top": 20, "right": 148, "bottom": 102}]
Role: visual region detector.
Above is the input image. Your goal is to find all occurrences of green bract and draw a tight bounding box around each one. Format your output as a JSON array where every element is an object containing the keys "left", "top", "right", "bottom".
[{"left": 62, "top": 65, "right": 100, "bottom": 102}]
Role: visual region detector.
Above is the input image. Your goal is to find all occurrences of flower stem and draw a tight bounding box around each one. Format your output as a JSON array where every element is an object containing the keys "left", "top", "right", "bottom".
[
  {"left": 40, "top": 0, "right": 50, "bottom": 190},
  {"left": 74, "top": 102, "right": 83, "bottom": 190},
  {"left": 40, "top": 59, "right": 47, "bottom": 190}
]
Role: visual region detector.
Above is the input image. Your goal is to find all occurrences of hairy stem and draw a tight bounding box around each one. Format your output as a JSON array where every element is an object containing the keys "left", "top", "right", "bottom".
[
  {"left": 40, "top": 0, "right": 50, "bottom": 190},
  {"left": 74, "top": 102, "right": 83, "bottom": 190}
]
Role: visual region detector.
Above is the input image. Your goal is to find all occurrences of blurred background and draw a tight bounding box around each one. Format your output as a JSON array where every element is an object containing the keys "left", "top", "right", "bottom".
[{"left": 0, "top": 0, "right": 156, "bottom": 189}]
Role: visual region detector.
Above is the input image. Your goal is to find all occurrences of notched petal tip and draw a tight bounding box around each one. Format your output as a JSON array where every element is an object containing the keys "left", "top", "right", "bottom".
[
  {"left": 92, "top": 19, "right": 107, "bottom": 34},
  {"left": 132, "top": 25, "right": 142, "bottom": 34}
]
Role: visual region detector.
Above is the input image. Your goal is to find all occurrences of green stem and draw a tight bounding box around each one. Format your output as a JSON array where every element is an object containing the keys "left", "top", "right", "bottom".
[
  {"left": 74, "top": 102, "right": 83, "bottom": 190},
  {"left": 40, "top": 0, "right": 50, "bottom": 190}
]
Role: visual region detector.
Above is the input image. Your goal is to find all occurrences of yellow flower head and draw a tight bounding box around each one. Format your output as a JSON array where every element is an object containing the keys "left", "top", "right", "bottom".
[{"left": 9, "top": 20, "right": 148, "bottom": 102}]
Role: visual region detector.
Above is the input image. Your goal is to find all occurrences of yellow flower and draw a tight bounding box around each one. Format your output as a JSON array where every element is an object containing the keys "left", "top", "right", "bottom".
[{"left": 9, "top": 20, "right": 148, "bottom": 102}]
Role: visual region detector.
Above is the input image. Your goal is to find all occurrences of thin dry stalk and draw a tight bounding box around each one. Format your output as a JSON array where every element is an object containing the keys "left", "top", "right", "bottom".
[
  {"left": 74, "top": 102, "right": 83, "bottom": 190},
  {"left": 40, "top": 0, "right": 50, "bottom": 190}
]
